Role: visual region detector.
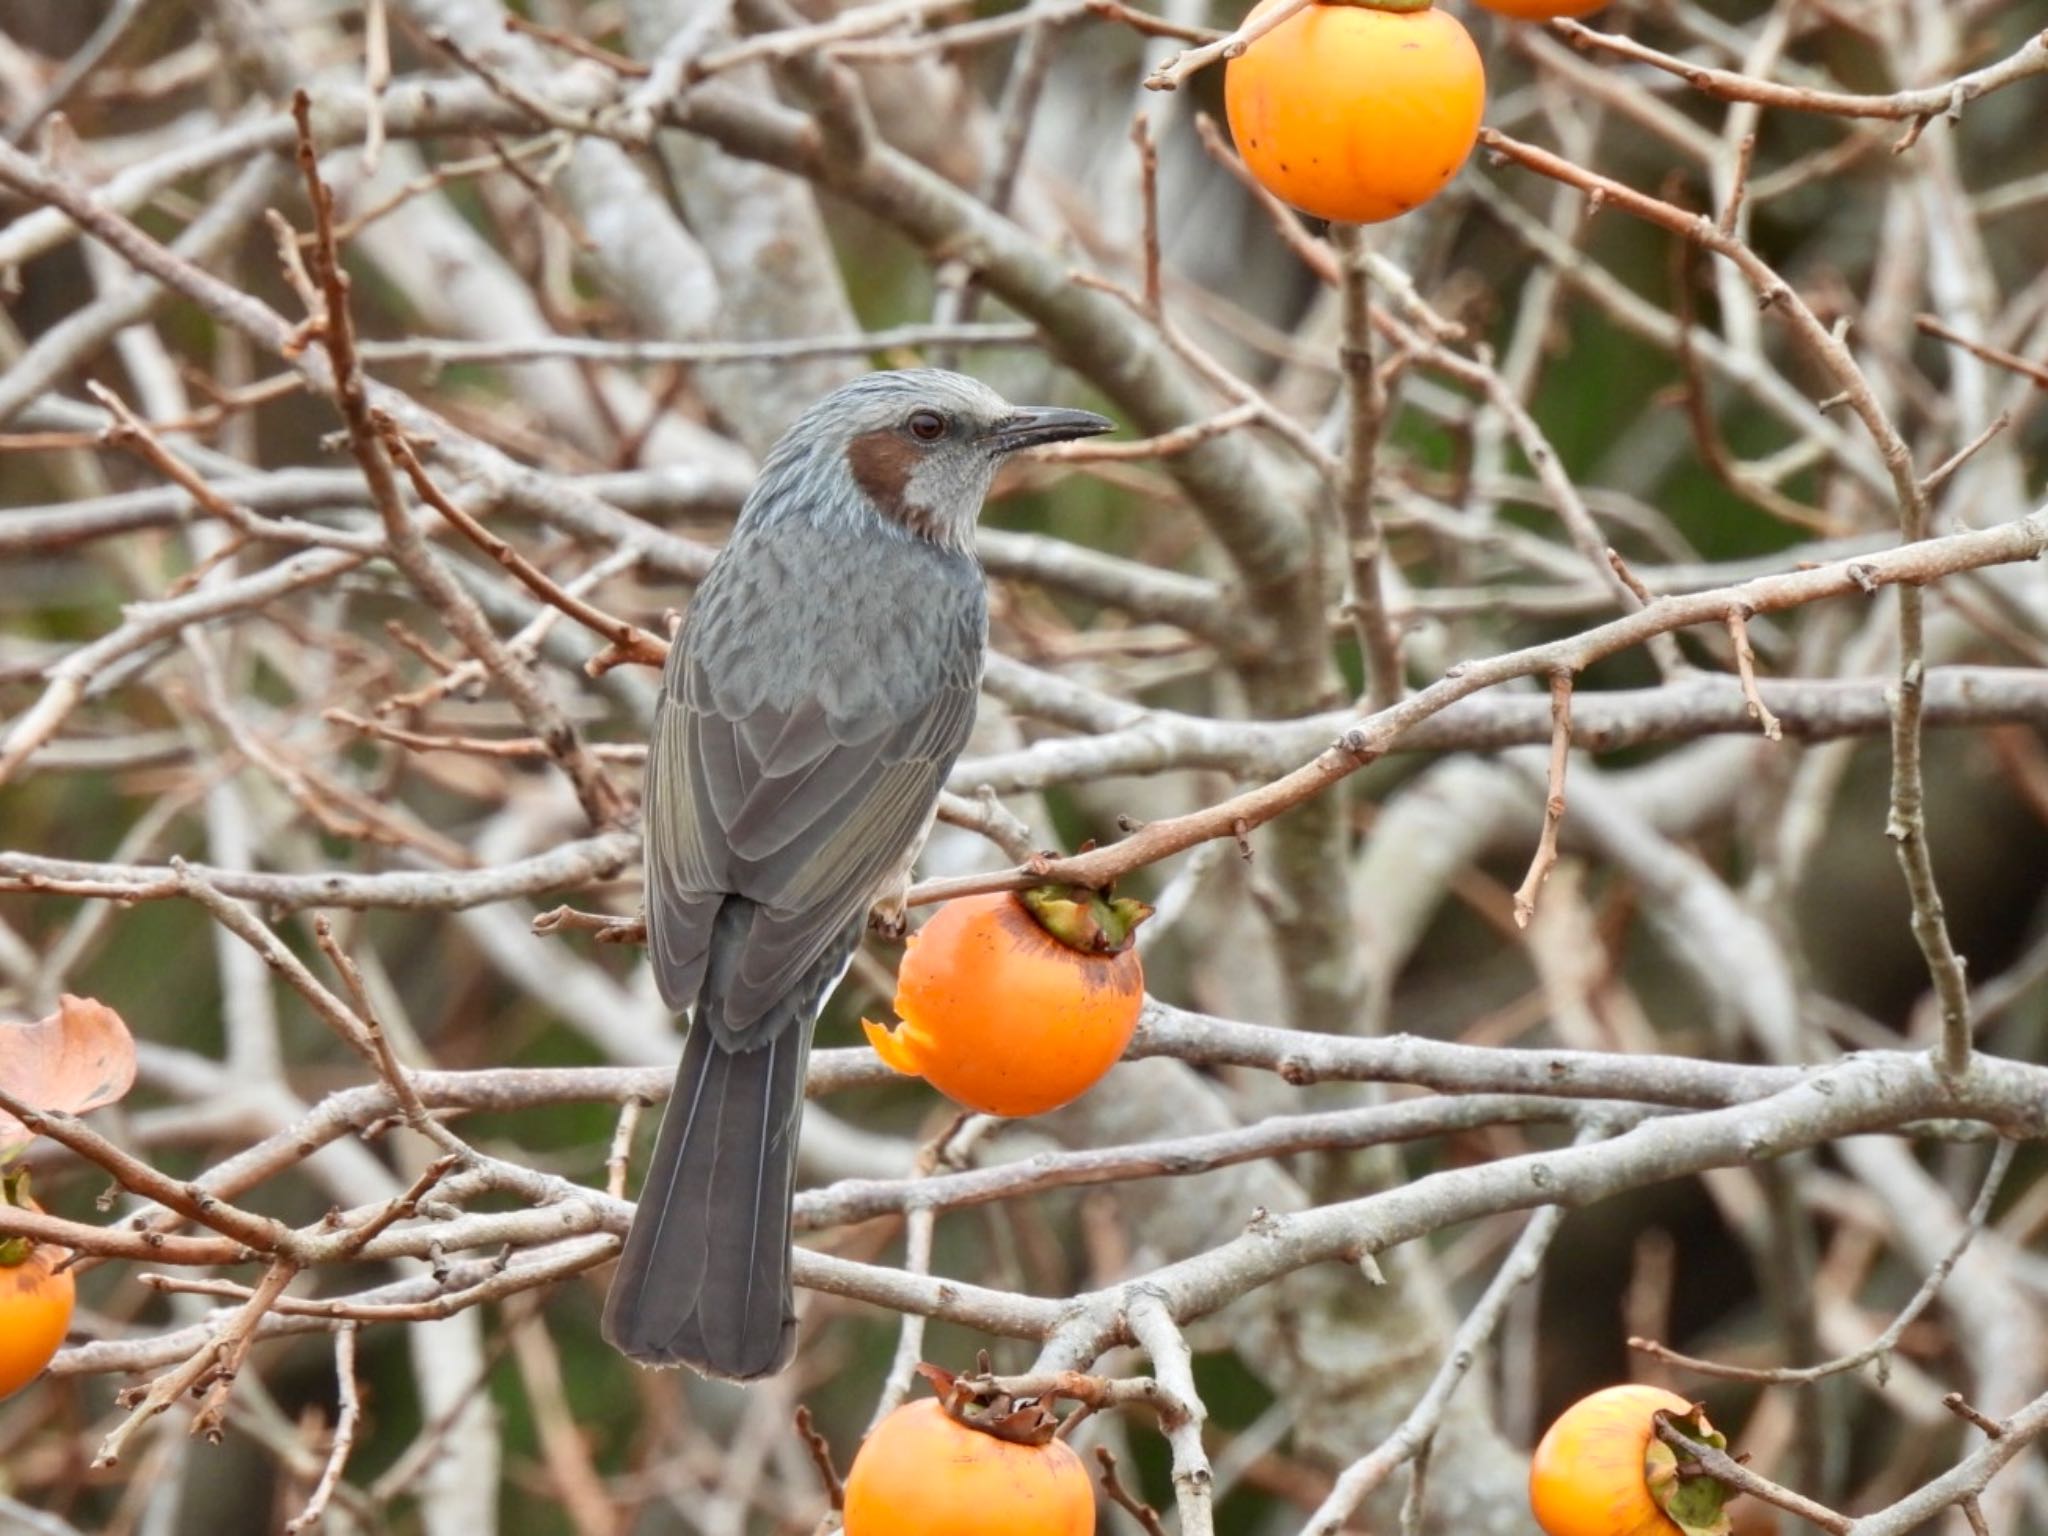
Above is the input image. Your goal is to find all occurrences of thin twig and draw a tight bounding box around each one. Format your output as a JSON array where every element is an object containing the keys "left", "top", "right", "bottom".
[
  {"left": 284, "top": 91, "right": 627, "bottom": 828},
  {"left": 1943, "top": 1393, "right": 2007, "bottom": 1440},
  {"left": 282, "top": 1325, "right": 361, "bottom": 1533},
  {"left": 1920, "top": 412, "right": 2014, "bottom": 500},
  {"left": 1916, "top": 314, "right": 2048, "bottom": 389},
  {"left": 1555, "top": 19, "right": 2048, "bottom": 132},
  {"left": 865, "top": 1206, "right": 936, "bottom": 1430},
  {"left": 1655, "top": 1414, "right": 1853, "bottom": 1534},
  {"left": 311, "top": 916, "right": 440, "bottom": 1142},
  {"left": 1631, "top": 1140, "right": 2015, "bottom": 1384},
  {"left": 1481, "top": 125, "right": 1976, "bottom": 1077},
  {"left": 1143, "top": 0, "right": 1310, "bottom": 90},
  {"left": 94, "top": 1258, "right": 300, "bottom": 1468},
  {"left": 1305, "top": 1202, "right": 1568, "bottom": 1533},
  {"left": 1333, "top": 223, "right": 1404, "bottom": 711},
  {"left": 1131, "top": 113, "right": 1162, "bottom": 318},
  {"left": 604, "top": 1098, "right": 645, "bottom": 1203},
  {"left": 1724, "top": 609, "right": 1783, "bottom": 742},
  {"left": 794, "top": 1406, "right": 845, "bottom": 1511},
  {"left": 376, "top": 426, "right": 667, "bottom": 673},
  {"left": 1513, "top": 672, "right": 1576, "bottom": 928},
  {"left": 361, "top": 0, "right": 390, "bottom": 172},
  {"left": 1127, "top": 1295, "right": 1215, "bottom": 1536},
  {"left": 1094, "top": 1446, "right": 1169, "bottom": 1536}
]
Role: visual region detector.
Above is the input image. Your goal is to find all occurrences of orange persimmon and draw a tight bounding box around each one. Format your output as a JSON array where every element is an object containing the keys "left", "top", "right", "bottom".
[
  {"left": 0, "top": 1174, "right": 75, "bottom": 1401},
  {"left": 1530, "top": 1385, "right": 1732, "bottom": 1536},
  {"left": 843, "top": 1397, "right": 1095, "bottom": 1536},
  {"left": 863, "top": 887, "right": 1147, "bottom": 1118},
  {"left": 1224, "top": 0, "right": 1485, "bottom": 224}
]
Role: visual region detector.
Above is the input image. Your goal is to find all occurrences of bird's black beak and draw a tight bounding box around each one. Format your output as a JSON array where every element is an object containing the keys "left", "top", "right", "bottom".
[{"left": 984, "top": 406, "right": 1116, "bottom": 454}]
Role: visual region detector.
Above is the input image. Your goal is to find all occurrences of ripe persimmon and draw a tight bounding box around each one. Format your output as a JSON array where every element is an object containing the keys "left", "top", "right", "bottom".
[
  {"left": 843, "top": 1396, "right": 1094, "bottom": 1536},
  {"left": 0, "top": 1173, "right": 75, "bottom": 1401},
  {"left": 1224, "top": 0, "right": 1485, "bottom": 224},
  {"left": 863, "top": 887, "right": 1147, "bottom": 1118},
  {"left": 1530, "top": 1385, "right": 1732, "bottom": 1536},
  {"left": 1469, "top": 0, "right": 1609, "bottom": 18}
]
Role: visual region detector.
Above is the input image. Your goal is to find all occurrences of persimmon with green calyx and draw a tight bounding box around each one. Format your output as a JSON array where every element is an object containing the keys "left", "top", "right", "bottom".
[
  {"left": 863, "top": 885, "right": 1150, "bottom": 1118},
  {"left": 843, "top": 1364, "right": 1095, "bottom": 1536},
  {"left": 1469, "top": 0, "right": 1609, "bottom": 20},
  {"left": 1530, "top": 1385, "right": 1733, "bottom": 1536},
  {"left": 1224, "top": 0, "right": 1486, "bottom": 224},
  {"left": 0, "top": 1171, "right": 75, "bottom": 1401}
]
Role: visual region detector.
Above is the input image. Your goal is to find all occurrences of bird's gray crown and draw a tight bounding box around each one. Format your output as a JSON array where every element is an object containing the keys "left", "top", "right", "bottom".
[{"left": 741, "top": 369, "right": 1111, "bottom": 551}]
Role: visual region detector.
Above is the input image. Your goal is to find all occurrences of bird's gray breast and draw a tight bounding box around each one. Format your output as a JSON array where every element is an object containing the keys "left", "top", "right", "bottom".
[{"left": 686, "top": 521, "right": 987, "bottom": 731}]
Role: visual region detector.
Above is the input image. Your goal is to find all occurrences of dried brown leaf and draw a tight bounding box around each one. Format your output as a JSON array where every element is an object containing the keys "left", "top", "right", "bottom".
[{"left": 0, "top": 995, "right": 138, "bottom": 1156}]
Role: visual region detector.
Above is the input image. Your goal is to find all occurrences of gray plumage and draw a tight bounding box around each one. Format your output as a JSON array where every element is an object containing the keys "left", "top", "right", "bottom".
[{"left": 604, "top": 370, "right": 1112, "bottom": 1379}]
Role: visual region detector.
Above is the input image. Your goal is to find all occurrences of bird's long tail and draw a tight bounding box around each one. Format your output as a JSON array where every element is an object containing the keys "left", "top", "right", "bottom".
[{"left": 603, "top": 903, "right": 853, "bottom": 1380}]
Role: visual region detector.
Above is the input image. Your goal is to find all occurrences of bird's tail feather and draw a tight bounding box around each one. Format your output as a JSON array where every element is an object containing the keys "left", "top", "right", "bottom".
[
  {"left": 604, "top": 899, "right": 857, "bottom": 1381},
  {"left": 602, "top": 1011, "right": 807, "bottom": 1378}
]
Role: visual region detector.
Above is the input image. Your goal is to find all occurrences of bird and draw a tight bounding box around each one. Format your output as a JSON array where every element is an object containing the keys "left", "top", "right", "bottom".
[{"left": 603, "top": 369, "right": 1113, "bottom": 1380}]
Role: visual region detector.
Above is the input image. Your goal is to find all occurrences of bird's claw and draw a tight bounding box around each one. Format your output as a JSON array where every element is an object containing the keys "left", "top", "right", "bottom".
[{"left": 869, "top": 899, "right": 910, "bottom": 942}]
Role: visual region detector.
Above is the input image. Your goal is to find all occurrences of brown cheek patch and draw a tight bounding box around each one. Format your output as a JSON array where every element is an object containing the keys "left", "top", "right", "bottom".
[
  {"left": 846, "top": 431, "right": 916, "bottom": 518},
  {"left": 845, "top": 431, "right": 946, "bottom": 542}
]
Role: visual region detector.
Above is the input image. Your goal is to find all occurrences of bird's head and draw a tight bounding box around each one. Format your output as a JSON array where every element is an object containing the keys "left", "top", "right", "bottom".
[{"left": 749, "top": 370, "right": 1114, "bottom": 551}]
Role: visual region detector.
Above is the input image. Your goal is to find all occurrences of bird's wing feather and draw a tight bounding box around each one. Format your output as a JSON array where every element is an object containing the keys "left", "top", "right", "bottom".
[
  {"left": 645, "top": 684, "right": 721, "bottom": 1009},
  {"left": 644, "top": 623, "right": 980, "bottom": 1041}
]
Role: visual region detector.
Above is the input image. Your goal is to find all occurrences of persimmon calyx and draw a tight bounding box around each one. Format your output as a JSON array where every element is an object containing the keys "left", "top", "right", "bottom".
[
  {"left": 0, "top": 1169, "right": 36, "bottom": 1268},
  {"left": 1312, "top": 0, "right": 1436, "bottom": 13},
  {"left": 914, "top": 1361, "right": 1065, "bottom": 1447},
  {"left": 1018, "top": 885, "right": 1154, "bottom": 955},
  {"left": 1645, "top": 1405, "right": 1735, "bottom": 1536}
]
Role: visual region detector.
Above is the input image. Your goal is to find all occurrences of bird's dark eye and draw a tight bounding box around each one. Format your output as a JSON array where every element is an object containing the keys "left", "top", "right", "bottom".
[{"left": 906, "top": 409, "right": 948, "bottom": 443}]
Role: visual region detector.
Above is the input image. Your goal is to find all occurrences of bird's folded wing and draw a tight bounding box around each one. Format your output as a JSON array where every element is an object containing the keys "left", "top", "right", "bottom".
[{"left": 643, "top": 647, "right": 978, "bottom": 1039}]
